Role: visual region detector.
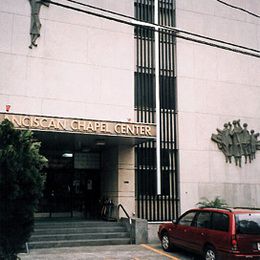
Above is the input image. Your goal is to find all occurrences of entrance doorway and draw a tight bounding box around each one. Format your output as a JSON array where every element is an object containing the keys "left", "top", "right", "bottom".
[
  {"left": 34, "top": 131, "right": 136, "bottom": 221},
  {"left": 38, "top": 154, "right": 101, "bottom": 219},
  {"left": 72, "top": 169, "right": 100, "bottom": 219}
]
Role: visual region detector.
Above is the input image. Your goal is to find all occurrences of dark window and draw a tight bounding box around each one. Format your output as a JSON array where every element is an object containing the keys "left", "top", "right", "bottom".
[
  {"left": 135, "top": 0, "right": 154, "bottom": 23},
  {"left": 212, "top": 212, "right": 229, "bottom": 232},
  {"left": 195, "top": 212, "right": 211, "bottom": 228},
  {"left": 161, "top": 170, "right": 170, "bottom": 195},
  {"left": 135, "top": 72, "right": 155, "bottom": 111},
  {"left": 135, "top": 73, "right": 175, "bottom": 110},
  {"left": 178, "top": 211, "right": 196, "bottom": 226},
  {"left": 160, "top": 75, "right": 176, "bottom": 110}
]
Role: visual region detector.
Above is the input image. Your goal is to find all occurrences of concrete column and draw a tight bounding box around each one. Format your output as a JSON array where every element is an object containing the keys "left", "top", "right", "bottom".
[
  {"left": 117, "top": 145, "right": 135, "bottom": 218},
  {"left": 100, "top": 145, "right": 135, "bottom": 218}
]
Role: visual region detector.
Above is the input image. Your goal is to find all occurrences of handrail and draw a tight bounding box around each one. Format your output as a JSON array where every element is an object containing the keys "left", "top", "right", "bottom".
[
  {"left": 118, "top": 204, "right": 130, "bottom": 220},
  {"left": 117, "top": 204, "right": 133, "bottom": 244}
]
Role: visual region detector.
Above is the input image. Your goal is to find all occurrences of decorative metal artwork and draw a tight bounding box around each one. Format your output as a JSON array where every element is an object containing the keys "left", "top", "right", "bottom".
[
  {"left": 28, "top": 0, "right": 50, "bottom": 48},
  {"left": 211, "top": 120, "right": 260, "bottom": 167}
]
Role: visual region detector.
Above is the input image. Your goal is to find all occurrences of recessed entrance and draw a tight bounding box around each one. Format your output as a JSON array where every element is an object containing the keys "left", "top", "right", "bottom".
[
  {"left": 33, "top": 131, "right": 104, "bottom": 219},
  {"left": 33, "top": 130, "right": 137, "bottom": 220}
]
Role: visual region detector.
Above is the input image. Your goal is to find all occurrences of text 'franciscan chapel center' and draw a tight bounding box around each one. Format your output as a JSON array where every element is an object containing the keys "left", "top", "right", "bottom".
[{"left": 1, "top": 0, "right": 260, "bottom": 243}]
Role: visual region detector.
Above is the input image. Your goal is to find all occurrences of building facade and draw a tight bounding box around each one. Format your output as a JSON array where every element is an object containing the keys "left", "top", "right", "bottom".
[{"left": 0, "top": 0, "right": 260, "bottom": 225}]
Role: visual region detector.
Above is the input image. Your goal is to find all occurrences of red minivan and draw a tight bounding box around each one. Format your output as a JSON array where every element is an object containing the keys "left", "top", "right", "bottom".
[{"left": 158, "top": 207, "right": 260, "bottom": 260}]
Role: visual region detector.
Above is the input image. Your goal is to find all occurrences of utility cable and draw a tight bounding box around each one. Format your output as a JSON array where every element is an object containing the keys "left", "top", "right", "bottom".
[
  {"left": 59, "top": 0, "right": 260, "bottom": 54},
  {"left": 216, "top": 0, "right": 260, "bottom": 19},
  {"left": 65, "top": 0, "right": 134, "bottom": 21},
  {"left": 41, "top": 0, "right": 260, "bottom": 58},
  {"left": 177, "top": 34, "right": 260, "bottom": 58}
]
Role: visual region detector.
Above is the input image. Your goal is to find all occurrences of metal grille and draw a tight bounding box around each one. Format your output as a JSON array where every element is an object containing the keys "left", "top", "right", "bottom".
[{"left": 135, "top": 0, "right": 179, "bottom": 221}]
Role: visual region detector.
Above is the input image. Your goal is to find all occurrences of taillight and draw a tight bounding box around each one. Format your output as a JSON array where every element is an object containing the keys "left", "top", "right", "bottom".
[{"left": 231, "top": 235, "right": 238, "bottom": 251}]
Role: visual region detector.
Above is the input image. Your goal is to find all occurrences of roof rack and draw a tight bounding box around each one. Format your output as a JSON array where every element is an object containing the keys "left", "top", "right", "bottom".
[
  {"left": 232, "top": 207, "right": 260, "bottom": 211},
  {"left": 199, "top": 207, "right": 233, "bottom": 212}
]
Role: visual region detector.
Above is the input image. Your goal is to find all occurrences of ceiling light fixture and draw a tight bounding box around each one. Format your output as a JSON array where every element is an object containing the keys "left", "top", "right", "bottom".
[
  {"left": 95, "top": 140, "right": 106, "bottom": 146},
  {"left": 62, "top": 153, "right": 73, "bottom": 158}
]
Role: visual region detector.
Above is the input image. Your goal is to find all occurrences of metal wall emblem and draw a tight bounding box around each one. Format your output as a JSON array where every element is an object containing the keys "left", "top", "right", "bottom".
[{"left": 211, "top": 120, "right": 260, "bottom": 167}]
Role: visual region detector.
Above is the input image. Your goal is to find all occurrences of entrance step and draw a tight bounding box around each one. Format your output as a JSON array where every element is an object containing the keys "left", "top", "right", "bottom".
[{"left": 28, "top": 220, "right": 131, "bottom": 249}]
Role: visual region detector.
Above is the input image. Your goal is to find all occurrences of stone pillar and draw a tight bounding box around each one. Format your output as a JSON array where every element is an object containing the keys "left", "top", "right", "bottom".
[
  {"left": 100, "top": 145, "right": 135, "bottom": 218},
  {"left": 117, "top": 145, "right": 135, "bottom": 218}
]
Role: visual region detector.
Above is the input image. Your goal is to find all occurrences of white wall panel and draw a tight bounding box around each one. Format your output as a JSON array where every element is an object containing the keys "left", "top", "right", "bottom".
[
  {"left": 176, "top": 0, "right": 260, "bottom": 213},
  {"left": 0, "top": 0, "right": 134, "bottom": 122}
]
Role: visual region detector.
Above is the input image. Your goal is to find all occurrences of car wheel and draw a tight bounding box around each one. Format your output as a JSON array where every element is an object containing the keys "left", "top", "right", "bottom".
[
  {"left": 204, "top": 246, "right": 218, "bottom": 260},
  {"left": 161, "top": 232, "right": 172, "bottom": 252}
]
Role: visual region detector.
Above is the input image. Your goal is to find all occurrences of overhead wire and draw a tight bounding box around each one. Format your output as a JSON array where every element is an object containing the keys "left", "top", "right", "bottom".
[
  {"left": 41, "top": 0, "right": 260, "bottom": 58},
  {"left": 65, "top": 0, "right": 134, "bottom": 20},
  {"left": 177, "top": 34, "right": 260, "bottom": 58},
  {"left": 216, "top": 0, "right": 260, "bottom": 19},
  {"left": 59, "top": 0, "right": 260, "bottom": 55}
]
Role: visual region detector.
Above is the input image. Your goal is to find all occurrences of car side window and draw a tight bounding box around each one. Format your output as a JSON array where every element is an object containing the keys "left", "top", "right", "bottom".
[
  {"left": 178, "top": 211, "right": 196, "bottom": 226},
  {"left": 195, "top": 212, "right": 211, "bottom": 228},
  {"left": 212, "top": 212, "right": 229, "bottom": 232}
]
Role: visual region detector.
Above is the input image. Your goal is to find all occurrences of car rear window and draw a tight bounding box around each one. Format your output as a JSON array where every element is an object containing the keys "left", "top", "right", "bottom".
[{"left": 236, "top": 213, "right": 260, "bottom": 234}]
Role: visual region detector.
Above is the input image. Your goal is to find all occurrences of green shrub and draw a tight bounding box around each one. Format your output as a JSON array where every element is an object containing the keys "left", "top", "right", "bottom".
[
  {"left": 196, "top": 196, "right": 228, "bottom": 208},
  {"left": 0, "top": 119, "right": 47, "bottom": 260}
]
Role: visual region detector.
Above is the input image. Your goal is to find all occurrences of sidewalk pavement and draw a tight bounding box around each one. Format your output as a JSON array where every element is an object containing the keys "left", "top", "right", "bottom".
[{"left": 19, "top": 244, "right": 197, "bottom": 260}]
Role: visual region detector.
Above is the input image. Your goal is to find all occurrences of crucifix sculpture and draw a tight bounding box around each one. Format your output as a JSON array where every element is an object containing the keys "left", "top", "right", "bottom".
[{"left": 28, "top": 0, "right": 50, "bottom": 48}]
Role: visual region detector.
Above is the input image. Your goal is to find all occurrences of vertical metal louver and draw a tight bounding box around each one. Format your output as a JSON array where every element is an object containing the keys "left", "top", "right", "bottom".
[{"left": 134, "top": 0, "right": 179, "bottom": 221}]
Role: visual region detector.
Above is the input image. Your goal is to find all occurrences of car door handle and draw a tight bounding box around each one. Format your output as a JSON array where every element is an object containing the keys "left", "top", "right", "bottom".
[{"left": 201, "top": 232, "right": 205, "bottom": 236}]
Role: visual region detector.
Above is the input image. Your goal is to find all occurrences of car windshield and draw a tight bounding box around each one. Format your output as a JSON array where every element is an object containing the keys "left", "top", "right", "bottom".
[{"left": 236, "top": 213, "right": 260, "bottom": 235}]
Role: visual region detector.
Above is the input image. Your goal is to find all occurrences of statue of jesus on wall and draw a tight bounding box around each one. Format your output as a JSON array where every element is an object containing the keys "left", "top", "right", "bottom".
[{"left": 28, "top": 0, "right": 49, "bottom": 48}]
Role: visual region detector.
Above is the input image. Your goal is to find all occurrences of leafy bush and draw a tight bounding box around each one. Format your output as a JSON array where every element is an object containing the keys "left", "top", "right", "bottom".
[
  {"left": 196, "top": 196, "right": 228, "bottom": 208},
  {"left": 0, "top": 119, "right": 47, "bottom": 260}
]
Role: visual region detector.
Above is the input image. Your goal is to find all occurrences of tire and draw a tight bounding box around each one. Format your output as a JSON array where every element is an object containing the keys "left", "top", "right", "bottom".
[
  {"left": 204, "top": 246, "right": 218, "bottom": 260},
  {"left": 161, "top": 232, "right": 172, "bottom": 252}
]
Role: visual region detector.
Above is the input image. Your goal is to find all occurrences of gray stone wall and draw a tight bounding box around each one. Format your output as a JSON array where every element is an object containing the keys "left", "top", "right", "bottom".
[{"left": 148, "top": 223, "right": 161, "bottom": 244}]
